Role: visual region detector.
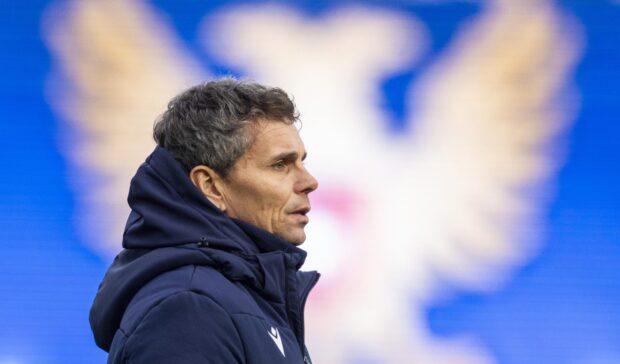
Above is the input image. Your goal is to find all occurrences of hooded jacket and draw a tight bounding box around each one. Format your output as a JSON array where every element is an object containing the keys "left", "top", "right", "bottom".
[{"left": 89, "top": 146, "right": 320, "bottom": 364}]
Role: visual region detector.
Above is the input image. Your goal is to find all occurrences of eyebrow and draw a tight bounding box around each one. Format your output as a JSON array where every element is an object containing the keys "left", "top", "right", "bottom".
[{"left": 270, "top": 151, "right": 307, "bottom": 163}]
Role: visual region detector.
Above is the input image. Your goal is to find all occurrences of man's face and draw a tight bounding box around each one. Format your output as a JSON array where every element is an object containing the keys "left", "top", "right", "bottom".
[{"left": 219, "top": 120, "right": 319, "bottom": 245}]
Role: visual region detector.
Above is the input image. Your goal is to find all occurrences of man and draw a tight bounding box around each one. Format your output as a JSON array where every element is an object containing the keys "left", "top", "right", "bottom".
[{"left": 89, "top": 78, "right": 320, "bottom": 363}]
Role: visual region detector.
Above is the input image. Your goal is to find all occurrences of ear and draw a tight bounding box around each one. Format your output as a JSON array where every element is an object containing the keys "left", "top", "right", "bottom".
[{"left": 189, "top": 165, "right": 228, "bottom": 212}]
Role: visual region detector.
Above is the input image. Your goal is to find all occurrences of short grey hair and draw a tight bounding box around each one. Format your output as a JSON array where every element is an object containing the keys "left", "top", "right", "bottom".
[{"left": 153, "top": 78, "right": 299, "bottom": 177}]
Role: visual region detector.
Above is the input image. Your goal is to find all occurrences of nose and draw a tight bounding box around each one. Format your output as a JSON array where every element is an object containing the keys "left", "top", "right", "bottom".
[{"left": 296, "top": 166, "right": 319, "bottom": 195}]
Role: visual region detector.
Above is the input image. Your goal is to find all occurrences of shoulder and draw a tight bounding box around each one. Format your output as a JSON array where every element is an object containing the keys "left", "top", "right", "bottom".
[
  {"left": 114, "top": 289, "right": 246, "bottom": 364},
  {"left": 118, "top": 265, "right": 259, "bottom": 337},
  {"left": 108, "top": 265, "right": 252, "bottom": 363}
]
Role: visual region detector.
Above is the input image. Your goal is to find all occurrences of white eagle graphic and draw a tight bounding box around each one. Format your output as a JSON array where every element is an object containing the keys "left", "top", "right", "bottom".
[{"left": 44, "top": 0, "right": 581, "bottom": 363}]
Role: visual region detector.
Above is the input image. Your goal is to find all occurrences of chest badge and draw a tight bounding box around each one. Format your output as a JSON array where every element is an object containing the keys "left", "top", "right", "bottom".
[{"left": 268, "top": 326, "right": 285, "bottom": 357}]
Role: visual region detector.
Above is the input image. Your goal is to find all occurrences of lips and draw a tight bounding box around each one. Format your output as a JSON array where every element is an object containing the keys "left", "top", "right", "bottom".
[
  {"left": 290, "top": 206, "right": 311, "bottom": 223},
  {"left": 291, "top": 206, "right": 310, "bottom": 215}
]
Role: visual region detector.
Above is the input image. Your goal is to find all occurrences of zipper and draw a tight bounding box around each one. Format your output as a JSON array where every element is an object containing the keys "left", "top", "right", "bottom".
[
  {"left": 283, "top": 257, "right": 296, "bottom": 340},
  {"left": 297, "top": 271, "right": 320, "bottom": 360},
  {"left": 283, "top": 258, "right": 320, "bottom": 362}
]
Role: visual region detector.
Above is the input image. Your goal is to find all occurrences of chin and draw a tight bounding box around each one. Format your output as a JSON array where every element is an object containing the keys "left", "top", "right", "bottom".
[{"left": 278, "top": 230, "right": 306, "bottom": 246}]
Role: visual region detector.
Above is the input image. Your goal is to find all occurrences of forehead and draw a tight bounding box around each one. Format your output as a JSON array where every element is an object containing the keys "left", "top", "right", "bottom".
[{"left": 246, "top": 120, "right": 304, "bottom": 157}]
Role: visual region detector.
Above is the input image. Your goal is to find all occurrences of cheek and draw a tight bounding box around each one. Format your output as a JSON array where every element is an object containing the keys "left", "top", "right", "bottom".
[
  {"left": 254, "top": 183, "right": 292, "bottom": 221},
  {"left": 231, "top": 180, "right": 286, "bottom": 217},
  {"left": 225, "top": 168, "right": 295, "bottom": 226}
]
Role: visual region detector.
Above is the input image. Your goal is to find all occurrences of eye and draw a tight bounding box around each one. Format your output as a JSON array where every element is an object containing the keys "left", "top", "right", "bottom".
[{"left": 272, "top": 160, "right": 287, "bottom": 171}]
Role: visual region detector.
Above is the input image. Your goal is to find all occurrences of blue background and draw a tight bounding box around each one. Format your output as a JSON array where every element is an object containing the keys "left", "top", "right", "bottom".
[{"left": 0, "top": 1, "right": 618, "bottom": 363}]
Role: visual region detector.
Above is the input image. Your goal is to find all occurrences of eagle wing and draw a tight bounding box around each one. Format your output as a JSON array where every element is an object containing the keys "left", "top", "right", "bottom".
[
  {"left": 389, "top": 2, "right": 582, "bottom": 297},
  {"left": 44, "top": 0, "right": 205, "bottom": 256}
]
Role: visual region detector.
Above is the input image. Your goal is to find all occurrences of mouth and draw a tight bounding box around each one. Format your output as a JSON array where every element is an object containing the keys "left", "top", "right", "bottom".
[
  {"left": 291, "top": 207, "right": 310, "bottom": 215},
  {"left": 290, "top": 206, "right": 311, "bottom": 223}
]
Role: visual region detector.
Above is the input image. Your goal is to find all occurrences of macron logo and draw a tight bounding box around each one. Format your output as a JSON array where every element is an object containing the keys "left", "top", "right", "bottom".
[{"left": 268, "top": 326, "right": 285, "bottom": 357}]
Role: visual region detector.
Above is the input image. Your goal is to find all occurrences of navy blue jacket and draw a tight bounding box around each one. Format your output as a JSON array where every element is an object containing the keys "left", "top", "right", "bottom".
[{"left": 89, "top": 147, "right": 320, "bottom": 363}]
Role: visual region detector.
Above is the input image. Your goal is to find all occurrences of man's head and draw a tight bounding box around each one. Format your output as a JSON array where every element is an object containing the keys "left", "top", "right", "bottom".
[{"left": 153, "top": 78, "right": 318, "bottom": 245}]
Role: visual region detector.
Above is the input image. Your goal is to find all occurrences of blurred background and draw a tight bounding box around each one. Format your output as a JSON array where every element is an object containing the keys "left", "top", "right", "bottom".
[{"left": 1, "top": 0, "right": 619, "bottom": 363}]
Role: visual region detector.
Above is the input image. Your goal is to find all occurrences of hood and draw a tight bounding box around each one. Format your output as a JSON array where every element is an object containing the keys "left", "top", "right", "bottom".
[
  {"left": 122, "top": 145, "right": 256, "bottom": 253},
  {"left": 90, "top": 146, "right": 309, "bottom": 351}
]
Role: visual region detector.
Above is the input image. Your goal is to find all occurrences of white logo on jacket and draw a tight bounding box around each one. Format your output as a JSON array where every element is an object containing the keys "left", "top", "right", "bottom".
[{"left": 268, "top": 326, "right": 285, "bottom": 357}]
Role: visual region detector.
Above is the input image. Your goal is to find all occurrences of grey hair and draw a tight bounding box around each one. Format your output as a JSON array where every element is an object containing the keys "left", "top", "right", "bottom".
[{"left": 153, "top": 78, "right": 299, "bottom": 177}]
